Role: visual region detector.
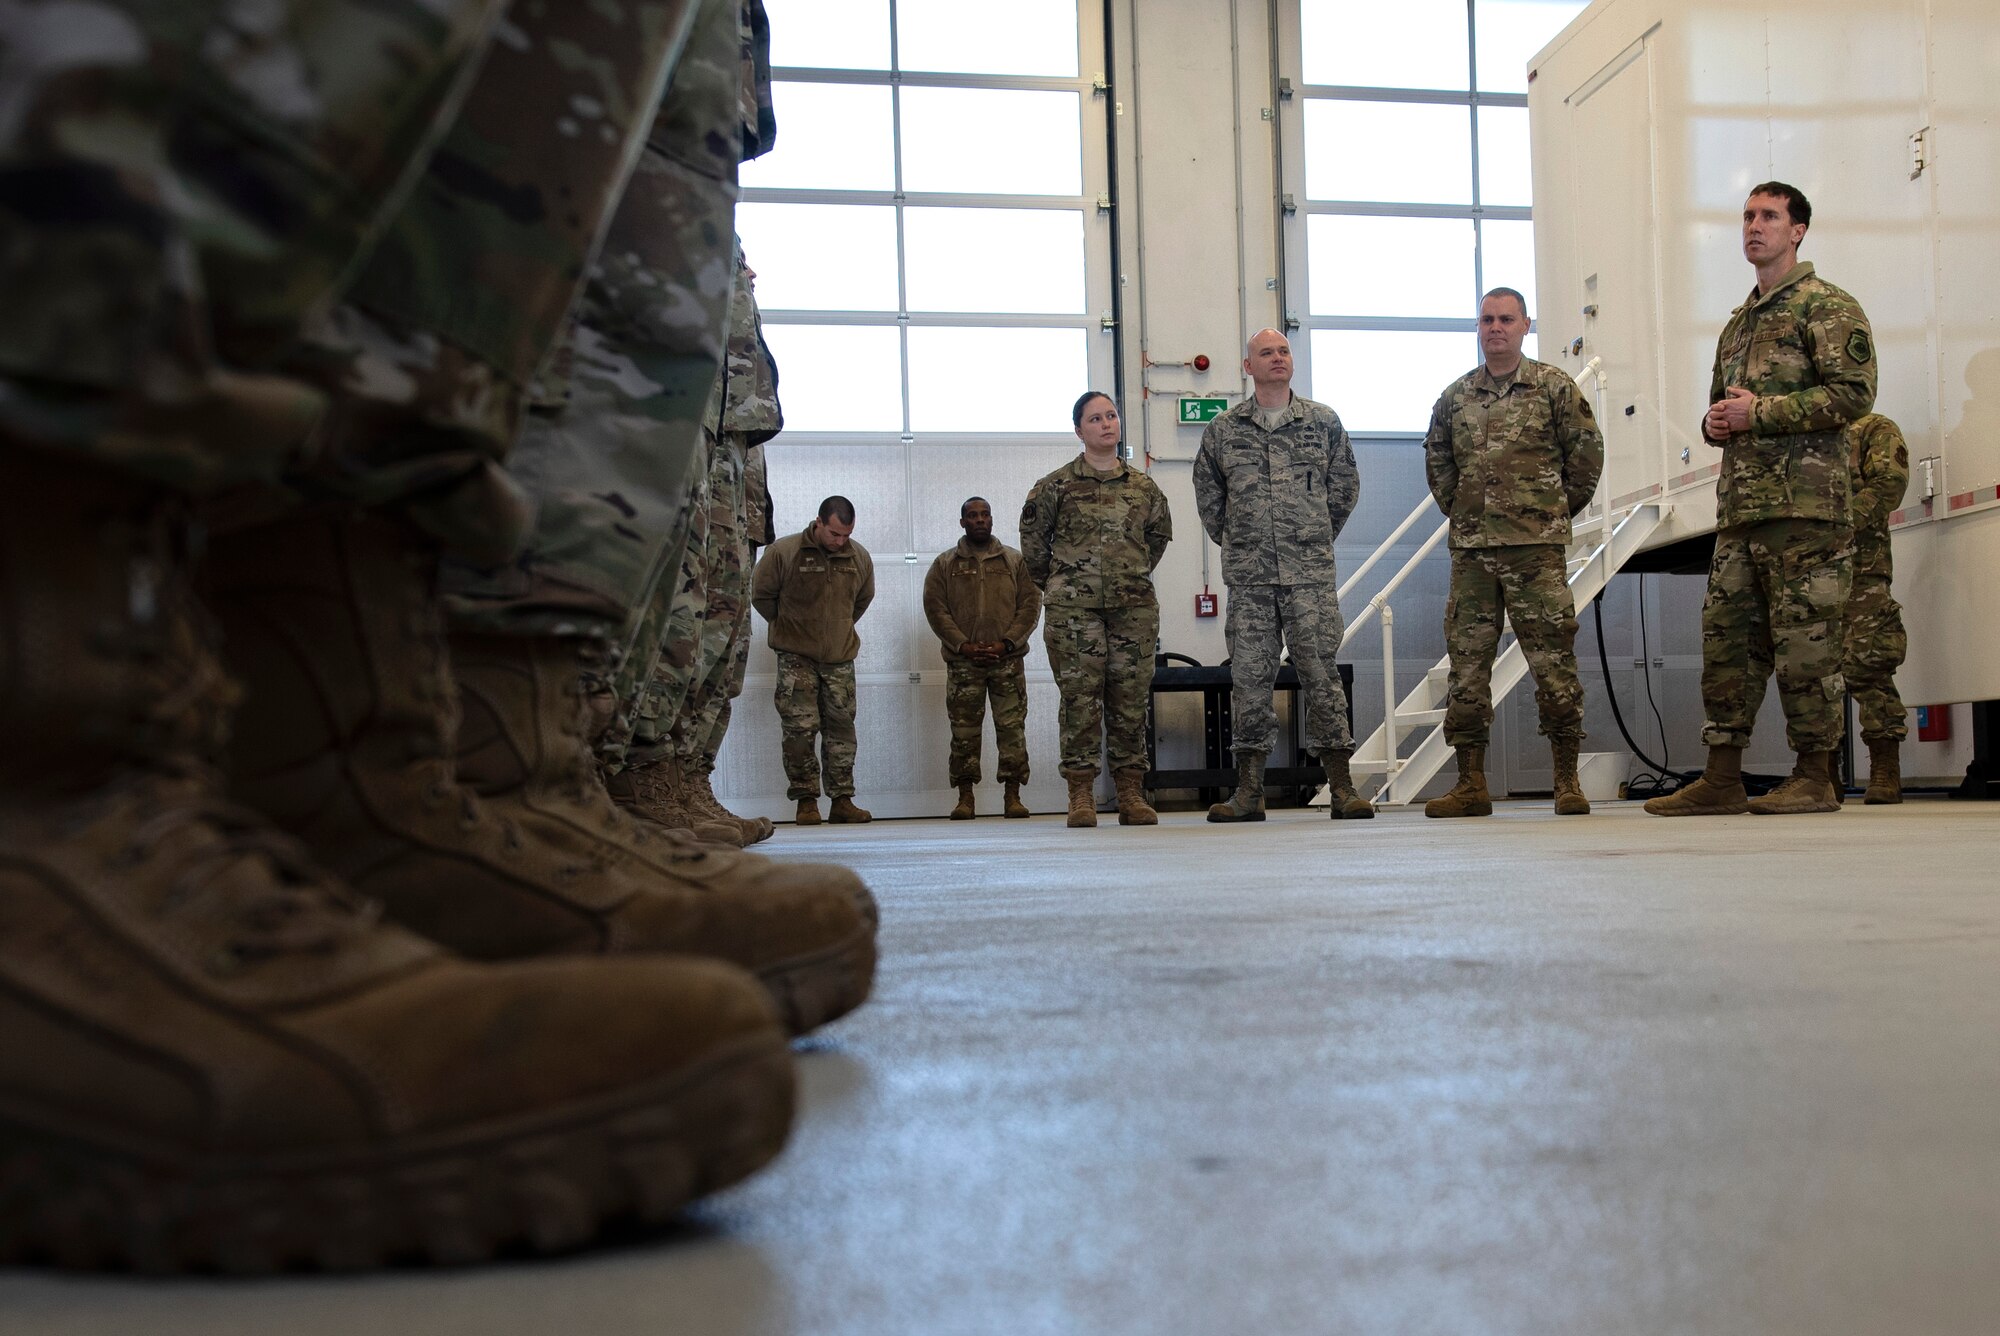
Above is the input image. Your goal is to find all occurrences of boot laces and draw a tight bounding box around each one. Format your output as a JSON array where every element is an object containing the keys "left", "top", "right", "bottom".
[{"left": 118, "top": 769, "right": 379, "bottom": 966}]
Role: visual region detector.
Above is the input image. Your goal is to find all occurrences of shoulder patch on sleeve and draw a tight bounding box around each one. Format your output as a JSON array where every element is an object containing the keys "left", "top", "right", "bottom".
[{"left": 1846, "top": 328, "right": 1874, "bottom": 365}]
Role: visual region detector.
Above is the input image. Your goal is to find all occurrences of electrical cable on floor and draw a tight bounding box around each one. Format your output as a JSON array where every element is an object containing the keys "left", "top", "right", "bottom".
[
  {"left": 1593, "top": 591, "right": 1693, "bottom": 798},
  {"left": 1593, "top": 588, "right": 1790, "bottom": 798}
]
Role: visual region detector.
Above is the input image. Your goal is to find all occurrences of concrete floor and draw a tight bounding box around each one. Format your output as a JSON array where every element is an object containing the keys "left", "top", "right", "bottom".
[{"left": 7, "top": 799, "right": 2000, "bottom": 1335}]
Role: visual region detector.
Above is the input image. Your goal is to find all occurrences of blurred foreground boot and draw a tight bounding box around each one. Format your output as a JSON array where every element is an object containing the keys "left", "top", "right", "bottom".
[
  {"left": 604, "top": 758, "right": 743, "bottom": 847},
  {"left": 1206, "top": 749, "right": 1267, "bottom": 823},
  {"left": 686, "top": 764, "right": 774, "bottom": 843},
  {"left": 1320, "top": 748, "right": 1375, "bottom": 820},
  {"left": 205, "top": 509, "right": 875, "bottom": 1035},
  {"left": 0, "top": 453, "right": 792, "bottom": 1271},
  {"left": 1003, "top": 781, "right": 1031, "bottom": 818},
  {"left": 1747, "top": 749, "right": 1843, "bottom": 815},
  {"left": 828, "top": 796, "right": 872, "bottom": 824},
  {"left": 1113, "top": 767, "right": 1157, "bottom": 825},
  {"left": 1643, "top": 744, "right": 1749, "bottom": 817},
  {"left": 1424, "top": 746, "right": 1493, "bottom": 818},
  {"left": 1064, "top": 770, "right": 1097, "bottom": 828},
  {"left": 1551, "top": 738, "right": 1591, "bottom": 815},
  {"left": 1864, "top": 739, "right": 1903, "bottom": 805},
  {"left": 949, "top": 784, "right": 976, "bottom": 820}
]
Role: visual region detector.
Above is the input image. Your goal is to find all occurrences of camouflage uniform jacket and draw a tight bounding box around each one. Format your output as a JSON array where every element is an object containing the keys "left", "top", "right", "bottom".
[
  {"left": 1707, "top": 260, "right": 1876, "bottom": 529},
  {"left": 752, "top": 523, "right": 874, "bottom": 662},
  {"left": 923, "top": 540, "right": 1041, "bottom": 664},
  {"left": 1423, "top": 357, "right": 1604, "bottom": 549},
  {"left": 1847, "top": 413, "right": 1908, "bottom": 581},
  {"left": 1020, "top": 456, "right": 1172, "bottom": 609},
  {"left": 1193, "top": 394, "right": 1358, "bottom": 585}
]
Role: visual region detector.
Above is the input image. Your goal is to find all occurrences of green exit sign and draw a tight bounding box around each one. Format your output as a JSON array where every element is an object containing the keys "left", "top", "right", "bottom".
[{"left": 1178, "top": 396, "right": 1228, "bottom": 423}]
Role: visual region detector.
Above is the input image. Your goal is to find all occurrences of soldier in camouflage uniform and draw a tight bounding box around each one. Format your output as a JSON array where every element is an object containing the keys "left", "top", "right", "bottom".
[
  {"left": 0, "top": 0, "right": 870, "bottom": 1269},
  {"left": 1421, "top": 288, "right": 1604, "bottom": 818},
  {"left": 598, "top": 244, "right": 782, "bottom": 846},
  {"left": 1020, "top": 391, "right": 1173, "bottom": 828},
  {"left": 1647, "top": 182, "right": 1876, "bottom": 818},
  {"left": 1193, "top": 329, "right": 1367, "bottom": 823},
  {"left": 924, "top": 497, "right": 1042, "bottom": 820},
  {"left": 669, "top": 249, "right": 785, "bottom": 840},
  {"left": 1841, "top": 413, "right": 1910, "bottom": 803},
  {"left": 752, "top": 496, "right": 876, "bottom": 824}
]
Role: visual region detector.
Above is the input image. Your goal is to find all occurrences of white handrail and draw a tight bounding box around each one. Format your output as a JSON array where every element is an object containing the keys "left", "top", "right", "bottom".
[
  {"left": 1338, "top": 495, "right": 1437, "bottom": 603},
  {"left": 1345, "top": 515, "right": 1450, "bottom": 643}
]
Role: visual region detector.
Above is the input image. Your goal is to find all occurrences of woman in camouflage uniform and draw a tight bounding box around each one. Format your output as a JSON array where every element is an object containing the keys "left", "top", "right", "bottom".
[{"left": 1019, "top": 392, "right": 1173, "bottom": 827}]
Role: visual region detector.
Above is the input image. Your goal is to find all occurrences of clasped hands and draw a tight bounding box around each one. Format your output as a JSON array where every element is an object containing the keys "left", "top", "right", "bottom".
[{"left": 1704, "top": 386, "right": 1756, "bottom": 444}]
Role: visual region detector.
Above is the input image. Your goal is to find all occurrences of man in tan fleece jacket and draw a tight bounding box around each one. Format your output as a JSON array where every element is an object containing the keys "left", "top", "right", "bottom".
[{"left": 753, "top": 495, "right": 876, "bottom": 823}]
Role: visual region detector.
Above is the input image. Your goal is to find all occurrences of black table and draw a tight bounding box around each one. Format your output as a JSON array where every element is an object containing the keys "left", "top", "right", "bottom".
[{"left": 1145, "top": 662, "right": 1356, "bottom": 805}]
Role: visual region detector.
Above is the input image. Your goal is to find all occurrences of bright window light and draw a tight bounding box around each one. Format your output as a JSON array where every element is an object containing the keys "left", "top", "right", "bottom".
[
  {"left": 760, "top": 325, "right": 904, "bottom": 433},
  {"left": 1303, "top": 100, "right": 1472, "bottom": 204},
  {"left": 904, "top": 208, "right": 1087, "bottom": 314},
  {"left": 1474, "top": 0, "right": 1592, "bottom": 93},
  {"left": 1307, "top": 215, "right": 1477, "bottom": 318},
  {"left": 1302, "top": 0, "right": 1469, "bottom": 90},
  {"left": 735, "top": 203, "right": 900, "bottom": 312},
  {"left": 907, "top": 327, "right": 1089, "bottom": 433},
  {"left": 1477, "top": 105, "right": 1533, "bottom": 207},
  {"left": 1309, "top": 329, "right": 1481, "bottom": 434},
  {"left": 740, "top": 84, "right": 895, "bottom": 192},
  {"left": 761, "top": 0, "right": 891, "bottom": 70},
  {"left": 899, "top": 87, "right": 1082, "bottom": 196},
  {"left": 1479, "top": 219, "right": 1539, "bottom": 321},
  {"left": 897, "top": 0, "right": 1079, "bottom": 77}
]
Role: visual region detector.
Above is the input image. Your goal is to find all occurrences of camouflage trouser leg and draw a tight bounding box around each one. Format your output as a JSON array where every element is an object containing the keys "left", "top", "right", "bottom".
[
  {"left": 434, "top": 0, "right": 741, "bottom": 636},
  {"left": 0, "top": 0, "right": 510, "bottom": 486},
  {"left": 697, "top": 607, "right": 754, "bottom": 768},
  {"left": 671, "top": 433, "right": 750, "bottom": 763},
  {"left": 1225, "top": 584, "right": 1353, "bottom": 756},
  {"left": 1843, "top": 574, "right": 1908, "bottom": 743},
  {"left": 945, "top": 659, "right": 1031, "bottom": 786},
  {"left": 611, "top": 429, "right": 716, "bottom": 769},
  {"left": 774, "top": 652, "right": 858, "bottom": 799},
  {"left": 1701, "top": 520, "right": 1853, "bottom": 752},
  {"left": 1442, "top": 545, "right": 1583, "bottom": 747},
  {"left": 1044, "top": 602, "right": 1157, "bottom": 775}
]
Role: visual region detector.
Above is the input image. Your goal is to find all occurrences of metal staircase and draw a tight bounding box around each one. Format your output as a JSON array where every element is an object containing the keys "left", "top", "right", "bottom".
[{"left": 1316, "top": 500, "right": 1668, "bottom": 809}]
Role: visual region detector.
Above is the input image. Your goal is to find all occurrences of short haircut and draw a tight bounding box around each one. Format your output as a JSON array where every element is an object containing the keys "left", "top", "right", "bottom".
[
  {"left": 818, "top": 495, "right": 856, "bottom": 525},
  {"left": 960, "top": 496, "right": 990, "bottom": 516},
  {"left": 1481, "top": 286, "right": 1529, "bottom": 319},
  {"left": 1748, "top": 180, "right": 1812, "bottom": 230},
  {"left": 1071, "top": 390, "right": 1114, "bottom": 428}
]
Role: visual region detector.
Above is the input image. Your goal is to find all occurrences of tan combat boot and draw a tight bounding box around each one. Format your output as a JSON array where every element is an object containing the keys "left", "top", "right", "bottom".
[
  {"left": 1864, "top": 739, "right": 1904, "bottom": 805},
  {"left": 795, "top": 797, "right": 822, "bottom": 825},
  {"left": 1424, "top": 745, "right": 1494, "bottom": 818},
  {"left": 1320, "top": 748, "right": 1375, "bottom": 819},
  {"left": 1551, "top": 738, "right": 1591, "bottom": 815},
  {"left": 949, "top": 783, "right": 977, "bottom": 820},
  {"left": 686, "top": 764, "right": 775, "bottom": 843},
  {"left": 604, "top": 758, "right": 744, "bottom": 846},
  {"left": 1064, "top": 770, "right": 1098, "bottom": 828},
  {"left": 1003, "top": 781, "right": 1032, "bottom": 818},
  {"left": 1207, "top": 749, "right": 1267, "bottom": 823},
  {"left": 828, "top": 795, "right": 872, "bottom": 824},
  {"left": 1747, "top": 749, "right": 1843, "bottom": 815},
  {"left": 1113, "top": 767, "right": 1158, "bottom": 825},
  {"left": 1643, "top": 745, "right": 1749, "bottom": 816},
  {"left": 0, "top": 454, "right": 792, "bottom": 1271},
  {"left": 204, "top": 509, "right": 875, "bottom": 1035}
]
